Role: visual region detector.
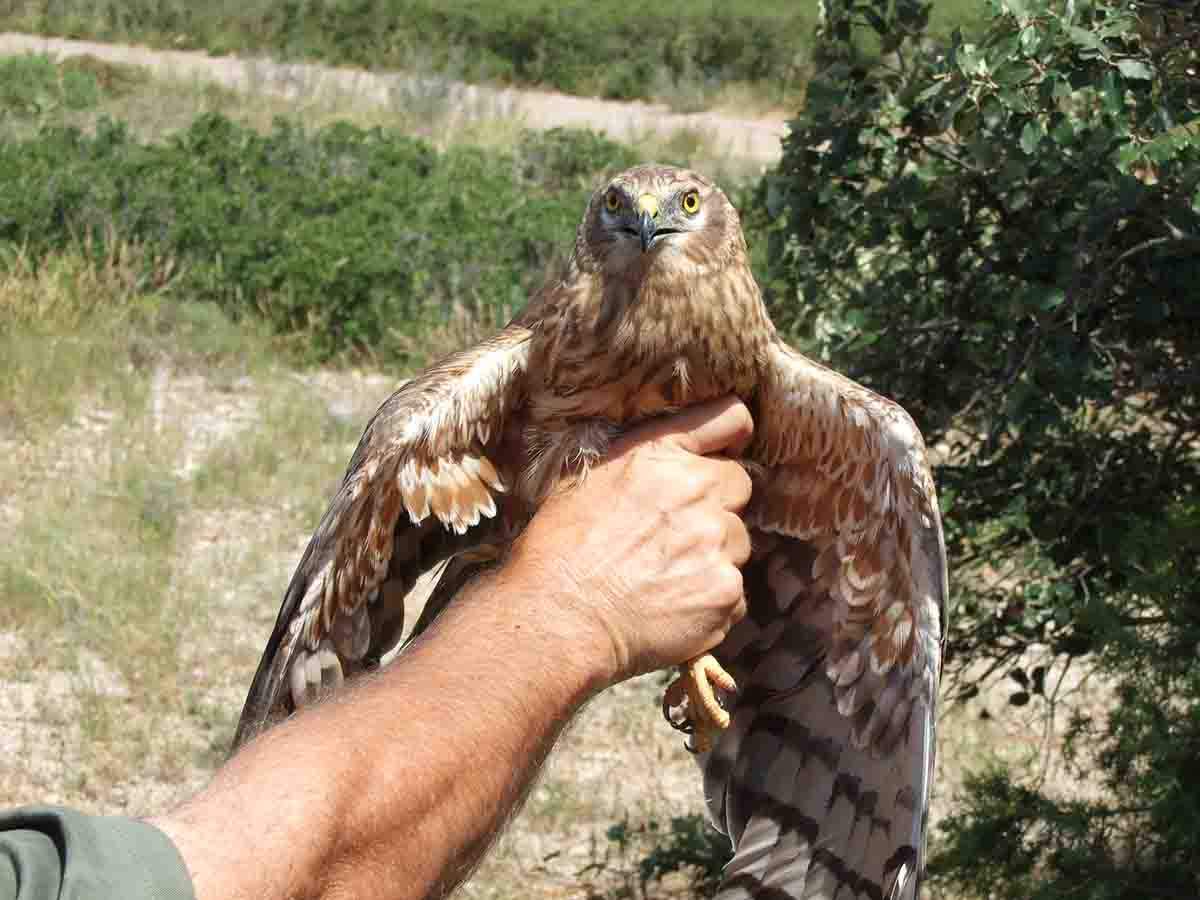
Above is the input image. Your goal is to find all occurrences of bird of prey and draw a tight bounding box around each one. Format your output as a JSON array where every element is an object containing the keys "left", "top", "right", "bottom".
[{"left": 234, "top": 165, "right": 947, "bottom": 899}]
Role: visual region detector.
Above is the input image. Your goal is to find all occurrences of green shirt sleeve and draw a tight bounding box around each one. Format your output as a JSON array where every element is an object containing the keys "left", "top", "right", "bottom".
[{"left": 0, "top": 807, "right": 194, "bottom": 900}]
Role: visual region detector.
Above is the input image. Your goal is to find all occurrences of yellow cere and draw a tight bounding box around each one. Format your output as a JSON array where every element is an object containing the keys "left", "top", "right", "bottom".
[
  {"left": 605, "top": 191, "right": 621, "bottom": 212},
  {"left": 636, "top": 193, "right": 659, "bottom": 219},
  {"left": 682, "top": 190, "right": 700, "bottom": 215}
]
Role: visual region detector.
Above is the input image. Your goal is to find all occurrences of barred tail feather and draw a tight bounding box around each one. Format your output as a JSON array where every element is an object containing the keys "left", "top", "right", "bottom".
[
  {"left": 708, "top": 675, "right": 925, "bottom": 900},
  {"left": 701, "top": 535, "right": 937, "bottom": 900}
]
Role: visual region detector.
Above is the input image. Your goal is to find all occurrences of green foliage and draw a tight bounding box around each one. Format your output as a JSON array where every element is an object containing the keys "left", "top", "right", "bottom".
[
  {"left": 0, "top": 117, "right": 641, "bottom": 367},
  {"left": 629, "top": 815, "right": 732, "bottom": 897},
  {"left": 515, "top": 128, "right": 641, "bottom": 191},
  {"left": 0, "top": 54, "right": 96, "bottom": 118},
  {"left": 0, "top": 53, "right": 144, "bottom": 121},
  {"left": 771, "top": 0, "right": 1200, "bottom": 669},
  {"left": 767, "top": 0, "right": 1199, "bottom": 897},
  {"left": 2, "top": 0, "right": 815, "bottom": 107},
  {"left": 587, "top": 814, "right": 732, "bottom": 899}
]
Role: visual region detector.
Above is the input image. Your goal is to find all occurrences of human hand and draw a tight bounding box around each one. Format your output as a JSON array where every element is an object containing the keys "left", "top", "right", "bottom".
[{"left": 503, "top": 396, "right": 754, "bottom": 688}]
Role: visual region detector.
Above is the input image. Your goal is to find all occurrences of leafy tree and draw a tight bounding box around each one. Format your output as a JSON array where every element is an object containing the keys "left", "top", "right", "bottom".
[{"left": 765, "top": 0, "right": 1199, "bottom": 897}]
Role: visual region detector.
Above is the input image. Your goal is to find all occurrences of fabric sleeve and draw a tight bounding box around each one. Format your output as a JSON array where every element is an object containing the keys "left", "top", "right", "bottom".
[{"left": 0, "top": 806, "right": 194, "bottom": 900}]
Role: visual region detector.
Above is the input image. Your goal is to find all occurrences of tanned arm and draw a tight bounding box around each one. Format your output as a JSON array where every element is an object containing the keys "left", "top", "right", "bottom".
[{"left": 152, "top": 397, "right": 754, "bottom": 900}]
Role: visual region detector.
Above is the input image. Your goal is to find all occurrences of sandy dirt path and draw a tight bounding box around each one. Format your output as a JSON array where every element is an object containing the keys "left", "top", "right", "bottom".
[{"left": 0, "top": 32, "right": 788, "bottom": 166}]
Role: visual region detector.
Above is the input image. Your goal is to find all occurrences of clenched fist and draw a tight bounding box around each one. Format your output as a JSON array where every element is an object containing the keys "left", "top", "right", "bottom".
[{"left": 504, "top": 396, "right": 754, "bottom": 687}]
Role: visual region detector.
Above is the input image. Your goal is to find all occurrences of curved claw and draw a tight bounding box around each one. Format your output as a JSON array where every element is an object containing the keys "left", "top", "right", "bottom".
[{"left": 662, "top": 676, "right": 695, "bottom": 734}]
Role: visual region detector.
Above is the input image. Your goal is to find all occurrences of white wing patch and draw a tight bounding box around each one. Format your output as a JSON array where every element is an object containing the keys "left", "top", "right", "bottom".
[{"left": 398, "top": 454, "right": 506, "bottom": 534}]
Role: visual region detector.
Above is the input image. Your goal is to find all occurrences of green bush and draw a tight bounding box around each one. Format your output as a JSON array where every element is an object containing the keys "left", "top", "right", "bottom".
[
  {"left": 0, "top": 53, "right": 143, "bottom": 121},
  {"left": 0, "top": 118, "right": 645, "bottom": 365},
  {"left": 766, "top": 0, "right": 1199, "bottom": 897},
  {"left": 515, "top": 128, "right": 640, "bottom": 191},
  {"left": 581, "top": 814, "right": 732, "bottom": 899}
]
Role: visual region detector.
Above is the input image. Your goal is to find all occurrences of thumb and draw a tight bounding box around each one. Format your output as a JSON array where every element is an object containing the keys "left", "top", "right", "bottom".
[{"left": 617, "top": 396, "right": 754, "bottom": 458}]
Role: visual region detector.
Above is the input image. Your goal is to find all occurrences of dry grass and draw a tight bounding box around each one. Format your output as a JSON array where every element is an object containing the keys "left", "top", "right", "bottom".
[{"left": 0, "top": 246, "right": 375, "bottom": 806}]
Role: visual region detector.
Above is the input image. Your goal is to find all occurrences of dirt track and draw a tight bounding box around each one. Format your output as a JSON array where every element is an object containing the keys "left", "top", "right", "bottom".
[{"left": 0, "top": 32, "right": 789, "bottom": 167}]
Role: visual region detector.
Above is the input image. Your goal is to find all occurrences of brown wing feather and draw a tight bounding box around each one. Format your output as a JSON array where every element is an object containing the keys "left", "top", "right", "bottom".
[
  {"left": 704, "top": 341, "right": 947, "bottom": 899},
  {"left": 232, "top": 326, "right": 532, "bottom": 747}
]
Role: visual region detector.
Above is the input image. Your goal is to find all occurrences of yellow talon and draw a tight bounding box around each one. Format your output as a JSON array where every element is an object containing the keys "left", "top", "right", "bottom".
[{"left": 664, "top": 653, "right": 737, "bottom": 753}]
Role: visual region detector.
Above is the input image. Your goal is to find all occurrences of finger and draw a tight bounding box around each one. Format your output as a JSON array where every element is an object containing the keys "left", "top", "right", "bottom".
[
  {"left": 722, "top": 512, "right": 753, "bottom": 567},
  {"left": 708, "top": 457, "right": 753, "bottom": 513},
  {"left": 616, "top": 396, "right": 753, "bottom": 458},
  {"left": 731, "top": 590, "right": 748, "bottom": 625}
]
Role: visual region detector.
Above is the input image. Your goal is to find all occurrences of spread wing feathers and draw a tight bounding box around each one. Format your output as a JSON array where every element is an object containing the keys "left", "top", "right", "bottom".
[
  {"left": 705, "top": 342, "right": 947, "bottom": 899},
  {"left": 233, "top": 326, "right": 533, "bottom": 747}
]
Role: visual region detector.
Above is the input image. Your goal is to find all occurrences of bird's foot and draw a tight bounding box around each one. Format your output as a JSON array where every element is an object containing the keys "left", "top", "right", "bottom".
[{"left": 662, "top": 654, "right": 737, "bottom": 753}]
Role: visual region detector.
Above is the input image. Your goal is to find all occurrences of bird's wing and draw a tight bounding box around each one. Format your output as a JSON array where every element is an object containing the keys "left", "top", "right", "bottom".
[
  {"left": 233, "top": 325, "right": 533, "bottom": 748},
  {"left": 705, "top": 340, "right": 947, "bottom": 899}
]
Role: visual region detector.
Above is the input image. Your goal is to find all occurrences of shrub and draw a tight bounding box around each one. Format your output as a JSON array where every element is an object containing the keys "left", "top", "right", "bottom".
[
  {"left": 0, "top": 53, "right": 144, "bottom": 121},
  {"left": 584, "top": 814, "right": 733, "bottom": 899},
  {"left": 766, "top": 0, "right": 1200, "bottom": 897},
  {"left": 0, "top": 117, "right": 645, "bottom": 366}
]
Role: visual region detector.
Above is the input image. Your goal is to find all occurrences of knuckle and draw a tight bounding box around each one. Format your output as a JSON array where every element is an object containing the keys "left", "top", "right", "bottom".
[
  {"left": 651, "top": 502, "right": 673, "bottom": 533},
  {"left": 712, "top": 564, "right": 744, "bottom": 603},
  {"left": 725, "top": 513, "right": 752, "bottom": 559},
  {"left": 691, "top": 514, "right": 727, "bottom": 548},
  {"left": 731, "top": 464, "right": 754, "bottom": 504},
  {"left": 677, "top": 468, "right": 714, "bottom": 503},
  {"left": 730, "top": 402, "right": 755, "bottom": 441}
]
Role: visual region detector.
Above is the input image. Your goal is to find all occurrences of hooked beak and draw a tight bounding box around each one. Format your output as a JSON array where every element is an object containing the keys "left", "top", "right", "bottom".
[
  {"left": 635, "top": 193, "right": 660, "bottom": 253},
  {"left": 638, "top": 210, "right": 657, "bottom": 253}
]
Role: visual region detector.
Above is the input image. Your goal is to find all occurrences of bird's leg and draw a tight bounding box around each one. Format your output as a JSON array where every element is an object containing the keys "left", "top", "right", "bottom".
[{"left": 664, "top": 653, "right": 737, "bottom": 753}]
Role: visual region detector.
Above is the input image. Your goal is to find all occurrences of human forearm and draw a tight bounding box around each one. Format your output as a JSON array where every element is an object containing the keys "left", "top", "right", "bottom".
[
  {"left": 313, "top": 570, "right": 610, "bottom": 899},
  {"left": 154, "top": 398, "right": 754, "bottom": 900},
  {"left": 156, "top": 572, "right": 606, "bottom": 900}
]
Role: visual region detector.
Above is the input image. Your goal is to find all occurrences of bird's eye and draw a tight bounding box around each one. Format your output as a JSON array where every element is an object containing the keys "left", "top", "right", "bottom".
[
  {"left": 681, "top": 190, "right": 701, "bottom": 215},
  {"left": 604, "top": 191, "right": 622, "bottom": 213}
]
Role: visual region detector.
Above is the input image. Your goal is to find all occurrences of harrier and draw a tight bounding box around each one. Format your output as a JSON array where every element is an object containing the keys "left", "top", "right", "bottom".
[{"left": 234, "top": 165, "right": 947, "bottom": 899}]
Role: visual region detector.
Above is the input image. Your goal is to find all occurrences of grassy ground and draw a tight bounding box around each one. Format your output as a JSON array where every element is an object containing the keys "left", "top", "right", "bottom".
[
  {"left": 0, "top": 50, "right": 771, "bottom": 180},
  {"left": 0, "top": 0, "right": 991, "bottom": 112},
  {"left": 0, "top": 51, "right": 769, "bottom": 172}
]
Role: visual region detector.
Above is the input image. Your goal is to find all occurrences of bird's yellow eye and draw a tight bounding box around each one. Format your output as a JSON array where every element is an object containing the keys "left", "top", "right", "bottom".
[
  {"left": 681, "top": 190, "right": 701, "bottom": 215},
  {"left": 604, "top": 191, "right": 621, "bottom": 213}
]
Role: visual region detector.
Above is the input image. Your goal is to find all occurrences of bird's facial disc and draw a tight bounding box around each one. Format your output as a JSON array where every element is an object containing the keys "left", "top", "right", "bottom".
[{"left": 600, "top": 184, "right": 707, "bottom": 255}]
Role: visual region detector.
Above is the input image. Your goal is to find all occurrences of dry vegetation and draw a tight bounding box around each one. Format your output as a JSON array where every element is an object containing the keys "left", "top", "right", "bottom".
[{"left": 0, "top": 51, "right": 1095, "bottom": 899}]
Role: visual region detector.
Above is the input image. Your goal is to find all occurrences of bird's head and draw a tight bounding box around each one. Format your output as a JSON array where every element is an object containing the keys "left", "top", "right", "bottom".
[
  {"left": 541, "top": 164, "right": 770, "bottom": 376},
  {"left": 578, "top": 165, "right": 748, "bottom": 280}
]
